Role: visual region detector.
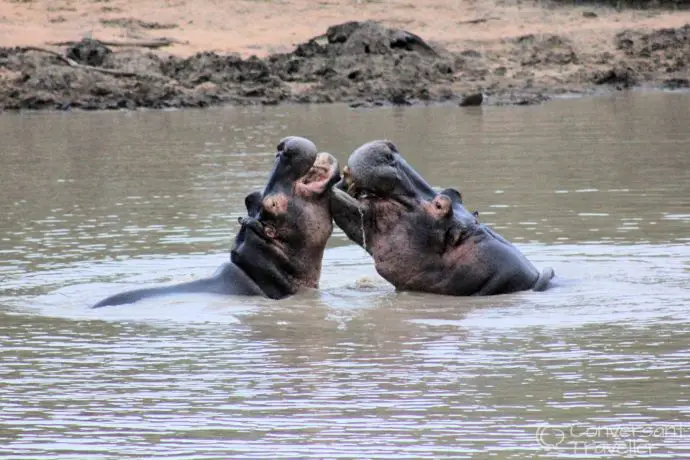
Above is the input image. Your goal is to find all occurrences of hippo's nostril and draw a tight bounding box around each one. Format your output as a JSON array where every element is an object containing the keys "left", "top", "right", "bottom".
[
  {"left": 282, "top": 147, "right": 297, "bottom": 159},
  {"left": 276, "top": 141, "right": 285, "bottom": 152}
]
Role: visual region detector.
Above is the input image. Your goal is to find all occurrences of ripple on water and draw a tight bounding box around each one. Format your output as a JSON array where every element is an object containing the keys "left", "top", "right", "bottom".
[
  {"left": 0, "top": 242, "right": 689, "bottom": 458},
  {"left": 1, "top": 95, "right": 690, "bottom": 458}
]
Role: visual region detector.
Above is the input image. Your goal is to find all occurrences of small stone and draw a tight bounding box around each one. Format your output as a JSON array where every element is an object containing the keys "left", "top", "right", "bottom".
[{"left": 459, "top": 92, "right": 483, "bottom": 107}]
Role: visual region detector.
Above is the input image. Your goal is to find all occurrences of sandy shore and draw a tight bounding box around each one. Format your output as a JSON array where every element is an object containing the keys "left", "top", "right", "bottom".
[
  {"left": 2, "top": 0, "right": 689, "bottom": 57},
  {"left": 0, "top": 0, "right": 688, "bottom": 110}
]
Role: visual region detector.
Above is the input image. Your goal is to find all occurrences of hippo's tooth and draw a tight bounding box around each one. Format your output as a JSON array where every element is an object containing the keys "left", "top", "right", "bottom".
[{"left": 342, "top": 166, "right": 355, "bottom": 190}]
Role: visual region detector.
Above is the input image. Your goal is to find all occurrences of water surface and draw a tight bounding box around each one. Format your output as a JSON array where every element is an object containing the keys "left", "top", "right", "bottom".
[{"left": 1, "top": 93, "right": 689, "bottom": 459}]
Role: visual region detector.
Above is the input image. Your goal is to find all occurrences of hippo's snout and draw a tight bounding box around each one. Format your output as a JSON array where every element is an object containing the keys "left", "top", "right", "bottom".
[{"left": 264, "top": 136, "right": 319, "bottom": 195}]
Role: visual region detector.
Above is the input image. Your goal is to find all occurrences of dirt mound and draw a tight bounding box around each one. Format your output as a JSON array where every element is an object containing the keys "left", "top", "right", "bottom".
[
  {"left": 616, "top": 24, "right": 689, "bottom": 68},
  {"left": 66, "top": 39, "right": 112, "bottom": 67},
  {"left": 268, "top": 20, "right": 455, "bottom": 104},
  {"left": 596, "top": 24, "right": 690, "bottom": 87},
  {"left": 162, "top": 53, "right": 289, "bottom": 103},
  {"left": 1, "top": 20, "right": 688, "bottom": 111},
  {"left": 0, "top": 21, "right": 456, "bottom": 110}
]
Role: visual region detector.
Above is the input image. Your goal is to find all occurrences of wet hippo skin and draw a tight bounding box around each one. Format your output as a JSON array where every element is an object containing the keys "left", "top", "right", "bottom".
[
  {"left": 92, "top": 136, "right": 340, "bottom": 308},
  {"left": 330, "top": 140, "right": 554, "bottom": 296}
]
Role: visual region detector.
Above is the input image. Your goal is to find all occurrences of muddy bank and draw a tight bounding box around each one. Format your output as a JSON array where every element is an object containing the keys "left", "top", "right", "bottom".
[{"left": 0, "top": 20, "right": 688, "bottom": 111}]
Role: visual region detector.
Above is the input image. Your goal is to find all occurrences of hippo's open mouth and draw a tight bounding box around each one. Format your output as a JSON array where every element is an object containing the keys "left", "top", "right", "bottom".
[
  {"left": 231, "top": 137, "right": 341, "bottom": 294},
  {"left": 92, "top": 136, "right": 341, "bottom": 308},
  {"left": 234, "top": 136, "right": 332, "bottom": 251}
]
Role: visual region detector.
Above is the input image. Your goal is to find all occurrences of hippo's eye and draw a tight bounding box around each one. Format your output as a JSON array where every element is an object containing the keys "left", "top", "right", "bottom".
[{"left": 381, "top": 150, "right": 394, "bottom": 164}]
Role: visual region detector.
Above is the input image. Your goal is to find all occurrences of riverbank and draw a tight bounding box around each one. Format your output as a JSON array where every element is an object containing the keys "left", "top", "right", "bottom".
[{"left": 0, "top": 0, "right": 688, "bottom": 110}]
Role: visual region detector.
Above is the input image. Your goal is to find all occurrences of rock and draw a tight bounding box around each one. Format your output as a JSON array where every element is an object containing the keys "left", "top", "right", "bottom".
[
  {"left": 459, "top": 92, "right": 483, "bottom": 106},
  {"left": 268, "top": 20, "right": 452, "bottom": 104},
  {"left": 66, "top": 39, "right": 112, "bottom": 67},
  {"left": 593, "top": 65, "right": 637, "bottom": 88},
  {"left": 583, "top": 11, "right": 598, "bottom": 18}
]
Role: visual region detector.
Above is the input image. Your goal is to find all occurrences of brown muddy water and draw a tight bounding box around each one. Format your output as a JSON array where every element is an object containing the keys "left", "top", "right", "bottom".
[{"left": 0, "top": 92, "right": 689, "bottom": 459}]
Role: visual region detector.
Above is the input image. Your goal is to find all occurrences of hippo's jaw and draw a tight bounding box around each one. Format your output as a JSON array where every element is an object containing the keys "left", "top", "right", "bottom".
[{"left": 232, "top": 137, "right": 340, "bottom": 299}]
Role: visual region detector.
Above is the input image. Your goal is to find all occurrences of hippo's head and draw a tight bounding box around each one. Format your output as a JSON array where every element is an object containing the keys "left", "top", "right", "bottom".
[
  {"left": 330, "top": 140, "right": 548, "bottom": 296},
  {"left": 231, "top": 137, "right": 340, "bottom": 299}
]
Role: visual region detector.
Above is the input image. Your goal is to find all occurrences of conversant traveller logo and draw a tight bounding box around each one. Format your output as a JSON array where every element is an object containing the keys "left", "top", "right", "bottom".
[{"left": 535, "top": 423, "right": 690, "bottom": 456}]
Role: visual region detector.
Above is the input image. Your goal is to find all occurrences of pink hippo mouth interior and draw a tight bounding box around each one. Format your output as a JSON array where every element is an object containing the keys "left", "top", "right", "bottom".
[{"left": 233, "top": 137, "right": 314, "bottom": 241}]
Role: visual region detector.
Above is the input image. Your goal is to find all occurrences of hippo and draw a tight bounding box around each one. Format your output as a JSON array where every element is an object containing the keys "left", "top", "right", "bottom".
[
  {"left": 92, "top": 136, "right": 340, "bottom": 308},
  {"left": 329, "top": 140, "right": 554, "bottom": 296}
]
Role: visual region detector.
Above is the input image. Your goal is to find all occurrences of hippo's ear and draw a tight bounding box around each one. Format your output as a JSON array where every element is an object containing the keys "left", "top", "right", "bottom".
[
  {"left": 244, "top": 191, "right": 262, "bottom": 216},
  {"left": 440, "top": 187, "right": 463, "bottom": 204},
  {"left": 296, "top": 152, "right": 340, "bottom": 198}
]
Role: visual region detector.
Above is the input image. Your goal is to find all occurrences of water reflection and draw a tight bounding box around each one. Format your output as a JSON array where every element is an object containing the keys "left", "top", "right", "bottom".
[{"left": 1, "top": 92, "right": 689, "bottom": 459}]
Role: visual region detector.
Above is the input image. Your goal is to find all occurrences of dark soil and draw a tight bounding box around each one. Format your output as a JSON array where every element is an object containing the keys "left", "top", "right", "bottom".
[
  {"left": 614, "top": 23, "right": 690, "bottom": 89},
  {"left": 0, "top": 20, "right": 688, "bottom": 111}
]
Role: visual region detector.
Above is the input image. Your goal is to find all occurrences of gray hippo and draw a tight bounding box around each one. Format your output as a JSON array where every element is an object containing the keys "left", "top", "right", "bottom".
[
  {"left": 329, "top": 140, "right": 554, "bottom": 296},
  {"left": 92, "top": 136, "right": 339, "bottom": 308}
]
